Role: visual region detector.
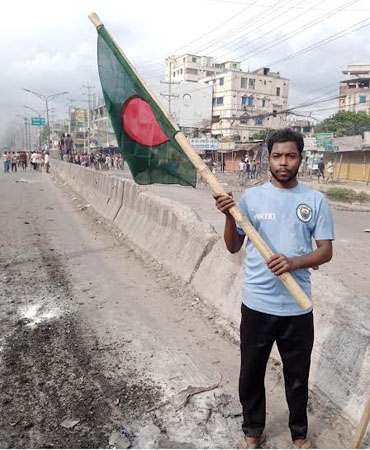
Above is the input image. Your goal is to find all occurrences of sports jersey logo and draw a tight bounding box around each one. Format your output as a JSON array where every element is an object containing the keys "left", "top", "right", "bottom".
[
  {"left": 254, "top": 212, "right": 276, "bottom": 220},
  {"left": 296, "top": 204, "right": 313, "bottom": 223}
]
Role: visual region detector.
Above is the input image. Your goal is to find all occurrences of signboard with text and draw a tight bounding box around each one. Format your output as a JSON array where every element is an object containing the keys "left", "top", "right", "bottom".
[
  {"left": 31, "top": 117, "right": 45, "bottom": 126},
  {"left": 315, "top": 132, "right": 334, "bottom": 151},
  {"left": 189, "top": 138, "right": 219, "bottom": 150}
]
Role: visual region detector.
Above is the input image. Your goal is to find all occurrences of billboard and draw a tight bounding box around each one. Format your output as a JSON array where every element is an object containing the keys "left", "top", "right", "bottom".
[
  {"left": 153, "top": 81, "right": 213, "bottom": 129},
  {"left": 316, "top": 133, "right": 334, "bottom": 151}
]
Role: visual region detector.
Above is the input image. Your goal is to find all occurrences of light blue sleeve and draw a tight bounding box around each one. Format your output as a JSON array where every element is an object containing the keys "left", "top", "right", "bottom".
[
  {"left": 313, "top": 196, "right": 335, "bottom": 240},
  {"left": 236, "top": 192, "right": 250, "bottom": 236}
]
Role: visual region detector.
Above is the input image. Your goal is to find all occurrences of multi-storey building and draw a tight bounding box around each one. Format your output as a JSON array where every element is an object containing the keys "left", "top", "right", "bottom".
[
  {"left": 339, "top": 64, "right": 370, "bottom": 115},
  {"left": 166, "top": 54, "right": 241, "bottom": 83},
  {"left": 202, "top": 66, "right": 289, "bottom": 141},
  {"left": 91, "top": 102, "right": 117, "bottom": 150}
]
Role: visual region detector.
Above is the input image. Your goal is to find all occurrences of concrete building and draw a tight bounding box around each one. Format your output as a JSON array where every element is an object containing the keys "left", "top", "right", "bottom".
[
  {"left": 166, "top": 54, "right": 241, "bottom": 83},
  {"left": 339, "top": 63, "right": 370, "bottom": 115},
  {"left": 202, "top": 66, "right": 289, "bottom": 141},
  {"left": 91, "top": 102, "right": 117, "bottom": 150}
]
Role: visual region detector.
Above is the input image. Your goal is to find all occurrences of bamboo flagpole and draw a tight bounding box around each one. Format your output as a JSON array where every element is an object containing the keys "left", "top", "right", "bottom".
[{"left": 88, "top": 13, "right": 312, "bottom": 311}]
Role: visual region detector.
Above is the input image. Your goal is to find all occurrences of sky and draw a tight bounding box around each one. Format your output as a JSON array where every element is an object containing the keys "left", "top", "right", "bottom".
[{"left": 2, "top": 0, "right": 370, "bottom": 146}]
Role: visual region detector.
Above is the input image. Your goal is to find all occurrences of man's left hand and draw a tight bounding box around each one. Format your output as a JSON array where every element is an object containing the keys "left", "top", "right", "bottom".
[{"left": 267, "top": 253, "right": 295, "bottom": 276}]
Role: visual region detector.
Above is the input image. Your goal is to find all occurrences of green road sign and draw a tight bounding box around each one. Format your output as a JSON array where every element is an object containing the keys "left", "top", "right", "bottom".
[{"left": 31, "top": 117, "right": 46, "bottom": 126}]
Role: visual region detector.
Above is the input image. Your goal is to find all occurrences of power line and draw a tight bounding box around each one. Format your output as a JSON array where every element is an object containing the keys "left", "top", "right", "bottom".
[
  {"left": 264, "top": 16, "right": 370, "bottom": 66},
  {"left": 236, "top": 0, "right": 359, "bottom": 61}
]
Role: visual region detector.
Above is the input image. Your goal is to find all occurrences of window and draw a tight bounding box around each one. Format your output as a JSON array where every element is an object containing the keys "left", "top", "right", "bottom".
[
  {"left": 262, "top": 99, "right": 266, "bottom": 107},
  {"left": 240, "top": 117, "right": 248, "bottom": 124},
  {"left": 255, "top": 118, "right": 263, "bottom": 125},
  {"left": 219, "top": 77, "right": 224, "bottom": 86},
  {"left": 216, "top": 97, "right": 224, "bottom": 105},
  {"left": 273, "top": 110, "right": 277, "bottom": 117},
  {"left": 247, "top": 96, "right": 254, "bottom": 106},
  {"left": 206, "top": 70, "right": 214, "bottom": 77},
  {"left": 186, "top": 68, "right": 198, "bottom": 75},
  {"left": 192, "top": 57, "right": 197, "bottom": 63},
  {"left": 242, "top": 96, "right": 247, "bottom": 105},
  {"left": 241, "top": 77, "right": 248, "bottom": 89},
  {"left": 249, "top": 78, "right": 255, "bottom": 89},
  {"left": 359, "top": 95, "right": 367, "bottom": 103},
  {"left": 180, "top": 68, "right": 183, "bottom": 74},
  {"left": 173, "top": 72, "right": 175, "bottom": 77},
  {"left": 276, "top": 87, "right": 281, "bottom": 96},
  {"left": 264, "top": 80, "right": 266, "bottom": 85}
]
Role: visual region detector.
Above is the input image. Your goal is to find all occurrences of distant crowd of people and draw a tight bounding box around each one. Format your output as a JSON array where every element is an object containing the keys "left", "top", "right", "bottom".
[
  {"left": 63, "top": 152, "right": 125, "bottom": 171},
  {"left": 238, "top": 157, "right": 262, "bottom": 179},
  {"left": 58, "top": 133, "right": 125, "bottom": 171},
  {"left": 2, "top": 150, "right": 50, "bottom": 174}
]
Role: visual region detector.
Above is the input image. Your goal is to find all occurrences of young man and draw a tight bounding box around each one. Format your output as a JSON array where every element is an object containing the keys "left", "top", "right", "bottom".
[
  {"left": 317, "top": 159, "right": 325, "bottom": 183},
  {"left": 214, "top": 128, "right": 334, "bottom": 449},
  {"left": 44, "top": 152, "right": 50, "bottom": 173}
]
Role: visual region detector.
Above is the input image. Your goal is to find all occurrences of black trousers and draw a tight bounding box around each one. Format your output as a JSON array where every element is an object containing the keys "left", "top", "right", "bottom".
[{"left": 239, "top": 304, "right": 314, "bottom": 440}]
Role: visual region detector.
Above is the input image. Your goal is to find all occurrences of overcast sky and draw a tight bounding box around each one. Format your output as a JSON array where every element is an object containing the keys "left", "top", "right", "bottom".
[{"left": 2, "top": 0, "right": 370, "bottom": 145}]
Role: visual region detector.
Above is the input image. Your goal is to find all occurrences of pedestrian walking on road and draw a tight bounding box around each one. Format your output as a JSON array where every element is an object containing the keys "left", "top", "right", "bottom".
[
  {"left": 245, "top": 159, "right": 251, "bottom": 179},
  {"left": 31, "top": 151, "right": 37, "bottom": 170},
  {"left": 19, "top": 151, "right": 27, "bottom": 171},
  {"left": 317, "top": 159, "right": 325, "bottom": 183},
  {"left": 44, "top": 152, "right": 50, "bottom": 173},
  {"left": 59, "top": 133, "right": 65, "bottom": 160},
  {"left": 239, "top": 159, "right": 246, "bottom": 179},
  {"left": 65, "top": 134, "right": 73, "bottom": 156},
  {"left": 214, "top": 128, "right": 334, "bottom": 449},
  {"left": 3, "top": 152, "right": 10, "bottom": 173},
  {"left": 250, "top": 160, "right": 256, "bottom": 179},
  {"left": 11, "top": 152, "right": 18, "bottom": 172}
]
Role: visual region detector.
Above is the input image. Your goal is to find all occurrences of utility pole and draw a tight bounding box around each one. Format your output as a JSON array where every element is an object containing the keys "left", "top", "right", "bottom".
[
  {"left": 160, "top": 56, "right": 179, "bottom": 117},
  {"left": 82, "top": 83, "right": 95, "bottom": 154},
  {"left": 66, "top": 97, "right": 76, "bottom": 137}
]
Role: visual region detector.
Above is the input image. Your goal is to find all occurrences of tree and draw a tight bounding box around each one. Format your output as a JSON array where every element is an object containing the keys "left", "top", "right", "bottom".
[
  {"left": 314, "top": 111, "right": 370, "bottom": 137},
  {"left": 251, "top": 128, "right": 276, "bottom": 142}
]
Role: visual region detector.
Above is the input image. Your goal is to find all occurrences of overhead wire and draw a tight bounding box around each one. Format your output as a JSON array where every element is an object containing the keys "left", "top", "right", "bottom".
[
  {"left": 236, "top": 0, "right": 359, "bottom": 61},
  {"left": 264, "top": 16, "right": 370, "bottom": 66}
]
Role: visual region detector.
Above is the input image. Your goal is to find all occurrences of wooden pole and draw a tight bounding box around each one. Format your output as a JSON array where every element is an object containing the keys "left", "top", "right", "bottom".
[
  {"left": 350, "top": 398, "right": 370, "bottom": 449},
  {"left": 88, "top": 12, "right": 313, "bottom": 311},
  {"left": 336, "top": 154, "right": 343, "bottom": 182}
]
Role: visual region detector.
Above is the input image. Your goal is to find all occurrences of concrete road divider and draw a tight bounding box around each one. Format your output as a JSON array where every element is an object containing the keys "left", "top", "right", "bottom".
[{"left": 114, "top": 186, "right": 219, "bottom": 282}]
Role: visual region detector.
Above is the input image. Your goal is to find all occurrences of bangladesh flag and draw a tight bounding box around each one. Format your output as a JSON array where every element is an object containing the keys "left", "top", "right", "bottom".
[{"left": 95, "top": 24, "right": 197, "bottom": 187}]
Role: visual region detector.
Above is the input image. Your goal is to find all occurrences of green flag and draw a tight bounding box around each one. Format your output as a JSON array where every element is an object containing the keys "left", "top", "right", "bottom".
[{"left": 95, "top": 25, "right": 197, "bottom": 187}]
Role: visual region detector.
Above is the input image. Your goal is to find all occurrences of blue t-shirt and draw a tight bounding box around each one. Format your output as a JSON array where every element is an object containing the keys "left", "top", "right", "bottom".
[{"left": 236, "top": 182, "right": 335, "bottom": 316}]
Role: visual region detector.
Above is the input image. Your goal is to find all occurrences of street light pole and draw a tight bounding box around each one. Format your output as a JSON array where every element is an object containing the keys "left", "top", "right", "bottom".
[
  {"left": 24, "top": 105, "right": 45, "bottom": 151},
  {"left": 23, "top": 88, "right": 68, "bottom": 147},
  {"left": 16, "top": 115, "right": 30, "bottom": 151}
]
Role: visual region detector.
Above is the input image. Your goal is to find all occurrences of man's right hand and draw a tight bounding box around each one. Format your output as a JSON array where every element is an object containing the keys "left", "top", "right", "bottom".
[{"left": 213, "top": 192, "right": 236, "bottom": 216}]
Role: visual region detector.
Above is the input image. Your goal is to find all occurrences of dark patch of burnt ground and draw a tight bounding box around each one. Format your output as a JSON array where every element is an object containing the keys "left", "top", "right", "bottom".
[
  {"left": 0, "top": 313, "right": 163, "bottom": 449},
  {"left": 0, "top": 220, "right": 162, "bottom": 449}
]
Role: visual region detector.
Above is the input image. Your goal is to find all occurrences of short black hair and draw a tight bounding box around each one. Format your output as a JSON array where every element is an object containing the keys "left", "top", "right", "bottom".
[{"left": 267, "top": 128, "right": 304, "bottom": 154}]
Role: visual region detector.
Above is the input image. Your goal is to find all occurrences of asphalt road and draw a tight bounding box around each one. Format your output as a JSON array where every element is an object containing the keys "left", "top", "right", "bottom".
[{"left": 0, "top": 167, "right": 367, "bottom": 449}]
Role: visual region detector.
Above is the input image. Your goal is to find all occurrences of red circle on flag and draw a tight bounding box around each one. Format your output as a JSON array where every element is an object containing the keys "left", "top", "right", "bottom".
[{"left": 122, "top": 96, "right": 169, "bottom": 147}]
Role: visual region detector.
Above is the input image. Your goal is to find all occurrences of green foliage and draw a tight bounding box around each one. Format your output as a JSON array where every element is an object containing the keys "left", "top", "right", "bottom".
[
  {"left": 326, "top": 187, "right": 370, "bottom": 203},
  {"left": 315, "top": 111, "right": 370, "bottom": 137},
  {"left": 251, "top": 128, "right": 276, "bottom": 142}
]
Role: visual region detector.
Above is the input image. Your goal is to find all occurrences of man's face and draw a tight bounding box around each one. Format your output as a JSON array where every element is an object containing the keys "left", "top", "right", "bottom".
[{"left": 269, "top": 141, "right": 302, "bottom": 184}]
